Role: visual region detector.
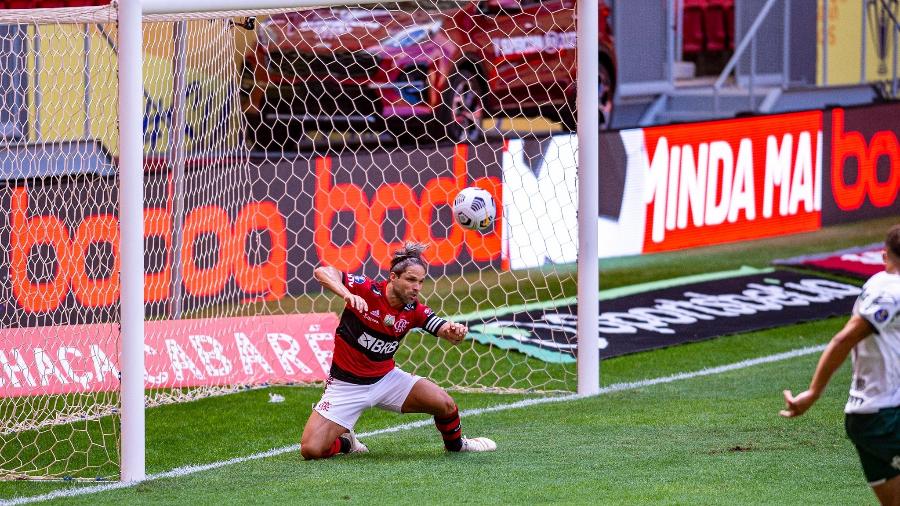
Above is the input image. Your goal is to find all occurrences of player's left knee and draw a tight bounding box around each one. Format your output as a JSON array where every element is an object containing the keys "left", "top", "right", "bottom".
[
  {"left": 438, "top": 397, "right": 457, "bottom": 418},
  {"left": 300, "top": 440, "right": 334, "bottom": 460}
]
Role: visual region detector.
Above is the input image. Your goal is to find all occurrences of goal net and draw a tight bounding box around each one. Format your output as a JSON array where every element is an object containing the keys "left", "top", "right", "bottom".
[{"left": 0, "top": 0, "right": 597, "bottom": 480}]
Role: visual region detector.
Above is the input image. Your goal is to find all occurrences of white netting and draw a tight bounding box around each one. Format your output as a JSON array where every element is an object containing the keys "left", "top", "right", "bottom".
[
  {"left": 0, "top": 14, "right": 120, "bottom": 480},
  {"left": 0, "top": 12, "right": 260, "bottom": 480},
  {"left": 0, "top": 0, "right": 604, "bottom": 480}
]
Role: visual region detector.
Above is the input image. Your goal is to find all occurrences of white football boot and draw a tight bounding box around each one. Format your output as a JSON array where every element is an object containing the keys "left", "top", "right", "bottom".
[
  {"left": 340, "top": 431, "right": 369, "bottom": 454},
  {"left": 458, "top": 436, "right": 497, "bottom": 452}
]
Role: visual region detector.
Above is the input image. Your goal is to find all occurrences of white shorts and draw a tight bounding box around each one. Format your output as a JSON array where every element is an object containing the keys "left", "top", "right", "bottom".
[{"left": 314, "top": 367, "right": 422, "bottom": 430}]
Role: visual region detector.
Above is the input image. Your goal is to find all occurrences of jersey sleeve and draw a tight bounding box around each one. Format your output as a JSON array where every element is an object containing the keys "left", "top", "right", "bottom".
[
  {"left": 418, "top": 305, "right": 448, "bottom": 337},
  {"left": 342, "top": 273, "right": 372, "bottom": 297},
  {"left": 855, "top": 287, "right": 899, "bottom": 334}
]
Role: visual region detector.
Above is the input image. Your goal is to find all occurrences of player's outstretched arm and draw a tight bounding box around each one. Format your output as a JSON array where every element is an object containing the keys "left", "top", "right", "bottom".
[
  {"left": 437, "top": 321, "right": 468, "bottom": 346},
  {"left": 780, "top": 314, "right": 873, "bottom": 418},
  {"left": 313, "top": 265, "right": 368, "bottom": 312}
]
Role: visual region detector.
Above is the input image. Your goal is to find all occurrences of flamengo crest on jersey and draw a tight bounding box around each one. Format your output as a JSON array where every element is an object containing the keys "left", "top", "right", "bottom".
[
  {"left": 847, "top": 271, "right": 900, "bottom": 414},
  {"left": 332, "top": 273, "right": 447, "bottom": 383}
]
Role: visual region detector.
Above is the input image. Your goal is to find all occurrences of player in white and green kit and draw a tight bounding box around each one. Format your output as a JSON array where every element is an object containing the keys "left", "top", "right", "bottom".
[{"left": 780, "top": 224, "right": 900, "bottom": 506}]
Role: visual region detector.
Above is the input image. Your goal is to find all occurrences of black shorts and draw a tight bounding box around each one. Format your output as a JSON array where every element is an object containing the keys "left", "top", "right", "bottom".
[{"left": 845, "top": 406, "right": 900, "bottom": 486}]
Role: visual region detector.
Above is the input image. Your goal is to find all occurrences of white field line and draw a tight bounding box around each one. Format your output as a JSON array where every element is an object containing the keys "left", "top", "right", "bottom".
[{"left": 1, "top": 344, "right": 826, "bottom": 506}]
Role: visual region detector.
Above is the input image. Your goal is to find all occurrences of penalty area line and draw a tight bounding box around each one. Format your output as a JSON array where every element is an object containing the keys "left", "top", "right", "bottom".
[{"left": 1, "top": 344, "right": 826, "bottom": 506}]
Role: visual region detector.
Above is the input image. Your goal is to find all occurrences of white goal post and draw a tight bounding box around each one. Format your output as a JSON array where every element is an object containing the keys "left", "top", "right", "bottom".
[{"left": 118, "top": 0, "right": 145, "bottom": 482}]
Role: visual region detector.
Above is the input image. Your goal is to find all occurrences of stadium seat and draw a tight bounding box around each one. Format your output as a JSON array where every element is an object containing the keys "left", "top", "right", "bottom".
[
  {"left": 704, "top": 0, "right": 728, "bottom": 52},
  {"left": 682, "top": 0, "right": 707, "bottom": 56},
  {"left": 720, "top": 0, "right": 735, "bottom": 50}
]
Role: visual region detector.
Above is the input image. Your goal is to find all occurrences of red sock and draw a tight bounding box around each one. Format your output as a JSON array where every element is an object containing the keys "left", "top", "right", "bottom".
[
  {"left": 321, "top": 437, "right": 347, "bottom": 458},
  {"left": 434, "top": 405, "right": 463, "bottom": 451}
]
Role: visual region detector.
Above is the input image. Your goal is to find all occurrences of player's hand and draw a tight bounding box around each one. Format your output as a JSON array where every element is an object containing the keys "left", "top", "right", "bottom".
[
  {"left": 344, "top": 294, "right": 368, "bottom": 313},
  {"left": 444, "top": 322, "right": 468, "bottom": 345},
  {"left": 779, "top": 389, "right": 818, "bottom": 418}
]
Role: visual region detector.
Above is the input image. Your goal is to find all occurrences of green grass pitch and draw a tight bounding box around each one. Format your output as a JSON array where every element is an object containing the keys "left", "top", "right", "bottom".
[{"left": 2, "top": 216, "right": 895, "bottom": 505}]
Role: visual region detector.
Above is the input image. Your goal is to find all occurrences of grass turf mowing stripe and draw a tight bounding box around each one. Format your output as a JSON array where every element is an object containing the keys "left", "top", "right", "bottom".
[{"left": 1, "top": 343, "right": 826, "bottom": 506}]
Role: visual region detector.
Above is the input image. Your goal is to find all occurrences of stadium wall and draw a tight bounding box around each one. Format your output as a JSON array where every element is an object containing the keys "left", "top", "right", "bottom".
[{"left": 1, "top": 102, "right": 898, "bottom": 323}]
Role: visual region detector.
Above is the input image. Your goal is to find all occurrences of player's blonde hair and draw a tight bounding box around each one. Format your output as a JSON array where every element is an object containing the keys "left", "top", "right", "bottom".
[{"left": 390, "top": 242, "right": 427, "bottom": 275}]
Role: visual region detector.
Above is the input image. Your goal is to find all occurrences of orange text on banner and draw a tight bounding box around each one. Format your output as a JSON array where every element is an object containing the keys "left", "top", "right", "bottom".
[
  {"left": 314, "top": 144, "right": 502, "bottom": 272},
  {"left": 9, "top": 187, "right": 287, "bottom": 313}
]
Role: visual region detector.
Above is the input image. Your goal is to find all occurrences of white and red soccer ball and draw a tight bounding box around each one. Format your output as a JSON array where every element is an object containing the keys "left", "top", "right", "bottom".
[{"left": 453, "top": 187, "right": 496, "bottom": 232}]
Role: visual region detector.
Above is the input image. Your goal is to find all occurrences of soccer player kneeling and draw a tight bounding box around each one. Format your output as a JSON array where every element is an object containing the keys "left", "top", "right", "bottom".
[{"left": 300, "top": 242, "right": 496, "bottom": 459}]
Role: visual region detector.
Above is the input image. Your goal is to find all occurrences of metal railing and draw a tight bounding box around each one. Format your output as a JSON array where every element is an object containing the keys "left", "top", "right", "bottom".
[
  {"left": 652, "top": 0, "right": 898, "bottom": 125},
  {"left": 862, "top": 0, "right": 900, "bottom": 97},
  {"left": 712, "top": 0, "right": 784, "bottom": 113},
  {"left": 709, "top": 0, "right": 900, "bottom": 112}
]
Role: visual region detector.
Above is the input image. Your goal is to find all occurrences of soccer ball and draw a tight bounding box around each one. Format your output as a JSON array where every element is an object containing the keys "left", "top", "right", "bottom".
[{"left": 453, "top": 187, "right": 496, "bottom": 232}]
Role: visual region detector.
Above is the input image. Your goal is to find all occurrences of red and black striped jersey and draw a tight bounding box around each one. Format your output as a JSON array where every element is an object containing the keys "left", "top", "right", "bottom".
[{"left": 331, "top": 273, "right": 447, "bottom": 384}]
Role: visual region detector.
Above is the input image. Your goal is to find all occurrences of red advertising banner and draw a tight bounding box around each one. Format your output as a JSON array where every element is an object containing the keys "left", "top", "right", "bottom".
[
  {"left": 0, "top": 313, "right": 337, "bottom": 398},
  {"left": 774, "top": 243, "right": 885, "bottom": 280},
  {"left": 822, "top": 103, "right": 900, "bottom": 224},
  {"left": 640, "top": 111, "right": 823, "bottom": 252},
  {"left": 804, "top": 246, "right": 884, "bottom": 279}
]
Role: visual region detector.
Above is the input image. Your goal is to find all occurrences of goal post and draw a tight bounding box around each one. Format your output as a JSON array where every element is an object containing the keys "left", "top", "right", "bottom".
[
  {"left": 119, "top": 0, "right": 145, "bottom": 483},
  {"left": 575, "top": 0, "right": 599, "bottom": 396},
  {"left": 0, "top": 0, "right": 601, "bottom": 481}
]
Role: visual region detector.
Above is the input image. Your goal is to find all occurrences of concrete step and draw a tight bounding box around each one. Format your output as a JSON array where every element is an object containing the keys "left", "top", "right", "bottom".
[
  {"left": 640, "top": 86, "right": 771, "bottom": 126},
  {"left": 653, "top": 110, "right": 740, "bottom": 124},
  {"left": 664, "top": 90, "right": 769, "bottom": 112},
  {"left": 614, "top": 83, "right": 879, "bottom": 130}
]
